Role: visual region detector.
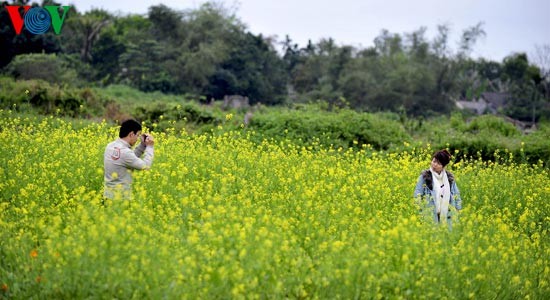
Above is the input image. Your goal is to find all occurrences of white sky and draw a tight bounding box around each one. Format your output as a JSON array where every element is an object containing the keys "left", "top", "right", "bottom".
[{"left": 67, "top": 0, "right": 550, "bottom": 62}]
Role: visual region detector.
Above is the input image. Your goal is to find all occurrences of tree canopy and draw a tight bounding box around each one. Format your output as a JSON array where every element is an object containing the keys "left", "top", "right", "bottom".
[{"left": 1, "top": 1, "right": 548, "bottom": 120}]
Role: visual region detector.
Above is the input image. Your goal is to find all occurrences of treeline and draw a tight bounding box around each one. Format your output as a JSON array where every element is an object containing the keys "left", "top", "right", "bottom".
[{"left": 1, "top": 0, "right": 549, "bottom": 120}]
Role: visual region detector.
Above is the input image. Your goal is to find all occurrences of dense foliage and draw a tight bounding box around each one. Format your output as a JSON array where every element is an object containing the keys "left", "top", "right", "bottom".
[
  {"left": 1, "top": 77, "right": 549, "bottom": 165},
  {"left": 1, "top": 1, "right": 549, "bottom": 120}
]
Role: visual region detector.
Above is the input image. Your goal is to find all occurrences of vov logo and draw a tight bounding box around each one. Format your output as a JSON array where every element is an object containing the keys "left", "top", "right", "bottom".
[{"left": 5, "top": 5, "right": 70, "bottom": 35}]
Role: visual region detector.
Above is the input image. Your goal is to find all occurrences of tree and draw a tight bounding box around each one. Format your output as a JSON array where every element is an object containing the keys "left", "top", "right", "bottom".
[
  {"left": 432, "top": 24, "right": 451, "bottom": 58},
  {"left": 374, "top": 29, "right": 403, "bottom": 57},
  {"left": 501, "top": 53, "right": 546, "bottom": 122},
  {"left": 148, "top": 4, "right": 183, "bottom": 42},
  {"left": 281, "top": 35, "right": 303, "bottom": 76},
  {"left": 60, "top": 9, "right": 111, "bottom": 63},
  {"left": 89, "top": 24, "right": 125, "bottom": 84},
  {"left": 405, "top": 27, "right": 429, "bottom": 62},
  {"left": 118, "top": 38, "right": 177, "bottom": 93},
  {"left": 160, "top": 2, "right": 241, "bottom": 94},
  {"left": 205, "top": 32, "right": 287, "bottom": 104},
  {"left": 457, "top": 22, "right": 486, "bottom": 59},
  {"left": 530, "top": 44, "right": 550, "bottom": 105}
]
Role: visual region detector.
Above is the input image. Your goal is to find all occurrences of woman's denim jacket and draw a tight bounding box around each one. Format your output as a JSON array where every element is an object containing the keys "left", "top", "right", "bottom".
[{"left": 413, "top": 169, "right": 462, "bottom": 223}]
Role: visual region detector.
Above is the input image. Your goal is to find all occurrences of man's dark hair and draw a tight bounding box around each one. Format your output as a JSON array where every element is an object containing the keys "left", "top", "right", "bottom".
[
  {"left": 434, "top": 149, "right": 451, "bottom": 167},
  {"left": 119, "top": 119, "right": 142, "bottom": 138}
]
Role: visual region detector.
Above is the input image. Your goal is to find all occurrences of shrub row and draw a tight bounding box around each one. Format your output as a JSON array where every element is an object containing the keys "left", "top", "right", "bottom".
[
  {"left": 1, "top": 78, "right": 548, "bottom": 165},
  {"left": 0, "top": 77, "right": 107, "bottom": 117},
  {"left": 246, "top": 108, "right": 410, "bottom": 150},
  {"left": 419, "top": 114, "right": 550, "bottom": 166}
]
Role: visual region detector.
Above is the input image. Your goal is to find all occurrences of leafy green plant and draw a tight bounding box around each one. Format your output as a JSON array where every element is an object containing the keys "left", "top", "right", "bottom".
[{"left": 4, "top": 53, "right": 78, "bottom": 85}]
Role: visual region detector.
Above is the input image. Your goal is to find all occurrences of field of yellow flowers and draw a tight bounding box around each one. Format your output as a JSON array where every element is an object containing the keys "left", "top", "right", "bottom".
[{"left": 0, "top": 110, "right": 548, "bottom": 299}]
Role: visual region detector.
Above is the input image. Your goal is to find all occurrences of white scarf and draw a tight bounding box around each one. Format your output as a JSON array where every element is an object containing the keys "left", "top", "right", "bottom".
[{"left": 431, "top": 167, "right": 451, "bottom": 222}]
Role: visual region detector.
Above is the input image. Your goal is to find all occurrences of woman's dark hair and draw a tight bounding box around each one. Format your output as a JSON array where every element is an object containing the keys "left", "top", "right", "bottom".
[
  {"left": 119, "top": 119, "right": 142, "bottom": 138},
  {"left": 434, "top": 149, "right": 452, "bottom": 167}
]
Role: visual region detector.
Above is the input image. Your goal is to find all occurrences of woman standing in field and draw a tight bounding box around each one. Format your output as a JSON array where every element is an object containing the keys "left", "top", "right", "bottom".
[{"left": 414, "top": 149, "right": 462, "bottom": 225}]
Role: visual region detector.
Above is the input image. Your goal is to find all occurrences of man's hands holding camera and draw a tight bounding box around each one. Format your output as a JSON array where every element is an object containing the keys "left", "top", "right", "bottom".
[{"left": 142, "top": 134, "right": 155, "bottom": 147}]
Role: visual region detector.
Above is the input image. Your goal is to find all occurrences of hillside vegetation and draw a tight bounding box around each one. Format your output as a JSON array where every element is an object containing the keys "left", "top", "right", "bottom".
[
  {"left": 1, "top": 2, "right": 549, "bottom": 121},
  {"left": 1, "top": 77, "right": 549, "bottom": 166}
]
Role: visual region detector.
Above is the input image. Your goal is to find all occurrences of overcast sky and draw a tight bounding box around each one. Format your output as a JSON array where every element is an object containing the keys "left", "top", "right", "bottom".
[{"left": 69, "top": 0, "right": 550, "bottom": 63}]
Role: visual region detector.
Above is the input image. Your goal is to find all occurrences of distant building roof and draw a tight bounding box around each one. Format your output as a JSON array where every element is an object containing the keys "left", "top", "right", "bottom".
[
  {"left": 456, "top": 100, "right": 487, "bottom": 115},
  {"left": 481, "top": 92, "right": 508, "bottom": 109},
  {"left": 455, "top": 92, "right": 510, "bottom": 115}
]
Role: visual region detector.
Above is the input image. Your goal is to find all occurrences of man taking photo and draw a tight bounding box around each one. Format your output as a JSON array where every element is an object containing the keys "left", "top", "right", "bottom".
[{"left": 103, "top": 119, "right": 154, "bottom": 200}]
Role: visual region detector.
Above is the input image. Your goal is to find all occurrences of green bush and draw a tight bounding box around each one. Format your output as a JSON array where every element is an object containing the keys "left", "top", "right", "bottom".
[
  {"left": 522, "top": 123, "right": 550, "bottom": 165},
  {"left": 133, "top": 101, "right": 220, "bottom": 131},
  {"left": 4, "top": 53, "right": 79, "bottom": 85},
  {"left": 0, "top": 77, "right": 107, "bottom": 117},
  {"left": 418, "top": 114, "right": 550, "bottom": 166},
  {"left": 248, "top": 107, "right": 410, "bottom": 150},
  {"left": 465, "top": 115, "right": 520, "bottom": 137}
]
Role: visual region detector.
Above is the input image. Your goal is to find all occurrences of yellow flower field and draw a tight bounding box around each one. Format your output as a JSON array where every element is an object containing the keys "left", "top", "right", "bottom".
[{"left": 0, "top": 110, "right": 548, "bottom": 299}]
